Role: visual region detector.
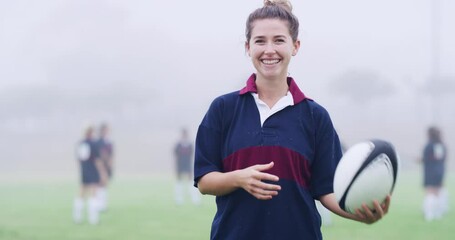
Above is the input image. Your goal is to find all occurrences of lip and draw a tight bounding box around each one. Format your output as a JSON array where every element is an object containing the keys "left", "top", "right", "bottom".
[{"left": 261, "top": 59, "right": 281, "bottom": 65}]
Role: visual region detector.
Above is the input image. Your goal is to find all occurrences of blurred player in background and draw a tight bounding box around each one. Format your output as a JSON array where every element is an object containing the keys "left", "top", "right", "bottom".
[
  {"left": 174, "top": 127, "right": 201, "bottom": 205},
  {"left": 96, "top": 122, "right": 114, "bottom": 212},
  {"left": 73, "top": 125, "right": 103, "bottom": 225},
  {"left": 422, "top": 126, "right": 449, "bottom": 221}
]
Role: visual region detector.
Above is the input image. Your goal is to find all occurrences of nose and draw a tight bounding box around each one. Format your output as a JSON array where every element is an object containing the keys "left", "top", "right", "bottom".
[{"left": 264, "top": 42, "right": 276, "bottom": 54}]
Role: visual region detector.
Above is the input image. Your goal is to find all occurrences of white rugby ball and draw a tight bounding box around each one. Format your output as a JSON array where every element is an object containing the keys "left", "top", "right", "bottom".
[{"left": 334, "top": 139, "right": 399, "bottom": 214}]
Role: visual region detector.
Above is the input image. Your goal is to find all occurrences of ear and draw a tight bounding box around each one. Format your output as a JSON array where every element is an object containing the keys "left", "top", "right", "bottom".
[
  {"left": 292, "top": 39, "right": 301, "bottom": 56},
  {"left": 245, "top": 41, "right": 251, "bottom": 56}
]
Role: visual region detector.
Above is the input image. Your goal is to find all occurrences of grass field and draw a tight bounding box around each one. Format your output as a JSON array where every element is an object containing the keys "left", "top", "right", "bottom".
[{"left": 0, "top": 170, "right": 453, "bottom": 240}]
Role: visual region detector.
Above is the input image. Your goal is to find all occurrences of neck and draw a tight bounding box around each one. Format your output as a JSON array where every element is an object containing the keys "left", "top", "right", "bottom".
[{"left": 255, "top": 75, "right": 289, "bottom": 107}]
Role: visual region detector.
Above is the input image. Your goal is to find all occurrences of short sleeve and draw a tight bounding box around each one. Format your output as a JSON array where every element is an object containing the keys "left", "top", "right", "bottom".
[
  {"left": 309, "top": 107, "right": 342, "bottom": 199},
  {"left": 193, "top": 98, "right": 225, "bottom": 186}
]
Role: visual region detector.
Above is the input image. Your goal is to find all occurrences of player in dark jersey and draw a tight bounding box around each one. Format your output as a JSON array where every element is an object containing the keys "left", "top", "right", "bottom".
[
  {"left": 96, "top": 122, "right": 114, "bottom": 212},
  {"left": 73, "top": 125, "right": 103, "bottom": 225},
  {"left": 174, "top": 127, "right": 201, "bottom": 205},
  {"left": 194, "top": 1, "right": 390, "bottom": 239},
  {"left": 422, "top": 126, "right": 448, "bottom": 221}
]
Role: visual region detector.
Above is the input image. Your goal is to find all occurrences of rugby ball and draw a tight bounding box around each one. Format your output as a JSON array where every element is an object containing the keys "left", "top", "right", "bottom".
[{"left": 334, "top": 139, "right": 399, "bottom": 214}]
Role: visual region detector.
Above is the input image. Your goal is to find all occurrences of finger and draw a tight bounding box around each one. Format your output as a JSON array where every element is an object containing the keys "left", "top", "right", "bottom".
[
  {"left": 362, "top": 203, "right": 376, "bottom": 218},
  {"left": 358, "top": 204, "right": 376, "bottom": 224},
  {"left": 254, "top": 161, "right": 275, "bottom": 172},
  {"left": 248, "top": 180, "right": 280, "bottom": 199},
  {"left": 365, "top": 201, "right": 385, "bottom": 223},
  {"left": 251, "top": 187, "right": 279, "bottom": 197},
  {"left": 361, "top": 204, "right": 373, "bottom": 217},
  {"left": 382, "top": 195, "right": 391, "bottom": 214},
  {"left": 371, "top": 201, "right": 384, "bottom": 217},
  {"left": 254, "top": 181, "right": 281, "bottom": 191},
  {"left": 249, "top": 187, "right": 277, "bottom": 200},
  {"left": 257, "top": 172, "right": 280, "bottom": 182},
  {"left": 354, "top": 208, "right": 366, "bottom": 221},
  {"left": 254, "top": 193, "right": 274, "bottom": 200}
]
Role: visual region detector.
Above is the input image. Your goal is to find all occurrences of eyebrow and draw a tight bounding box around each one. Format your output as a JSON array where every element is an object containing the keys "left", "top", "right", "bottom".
[{"left": 252, "top": 35, "right": 287, "bottom": 39}]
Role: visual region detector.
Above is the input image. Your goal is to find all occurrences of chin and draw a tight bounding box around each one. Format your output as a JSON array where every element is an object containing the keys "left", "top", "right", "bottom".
[{"left": 258, "top": 70, "right": 285, "bottom": 79}]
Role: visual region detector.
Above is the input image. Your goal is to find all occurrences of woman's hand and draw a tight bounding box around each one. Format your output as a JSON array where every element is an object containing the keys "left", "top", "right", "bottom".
[
  {"left": 353, "top": 195, "right": 391, "bottom": 224},
  {"left": 319, "top": 193, "right": 391, "bottom": 224},
  {"left": 197, "top": 162, "right": 280, "bottom": 198},
  {"left": 237, "top": 162, "right": 281, "bottom": 200}
]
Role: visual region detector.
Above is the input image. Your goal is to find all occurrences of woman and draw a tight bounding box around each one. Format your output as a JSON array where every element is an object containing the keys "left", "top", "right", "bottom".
[
  {"left": 174, "top": 127, "right": 201, "bottom": 205},
  {"left": 194, "top": 1, "right": 390, "bottom": 239},
  {"left": 422, "top": 126, "right": 448, "bottom": 221},
  {"left": 73, "top": 125, "right": 103, "bottom": 225}
]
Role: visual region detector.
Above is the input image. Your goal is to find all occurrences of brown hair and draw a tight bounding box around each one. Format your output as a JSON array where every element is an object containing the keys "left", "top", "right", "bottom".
[
  {"left": 84, "top": 126, "right": 94, "bottom": 139},
  {"left": 245, "top": 0, "right": 299, "bottom": 42}
]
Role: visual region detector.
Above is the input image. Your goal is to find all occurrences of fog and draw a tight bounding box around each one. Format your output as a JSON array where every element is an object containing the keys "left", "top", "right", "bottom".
[{"left": 1, "top": 0, "right": 454, "bottom": 176}]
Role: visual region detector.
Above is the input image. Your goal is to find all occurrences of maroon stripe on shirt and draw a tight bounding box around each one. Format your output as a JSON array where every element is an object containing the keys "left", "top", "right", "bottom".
[{"left": 223, "top": 146, "right": 311, "bottom": 188}]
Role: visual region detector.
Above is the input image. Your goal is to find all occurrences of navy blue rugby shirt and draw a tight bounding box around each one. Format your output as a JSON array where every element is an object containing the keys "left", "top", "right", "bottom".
[{"left": 194, "top": 74, "right": 342, "bottom": 240}]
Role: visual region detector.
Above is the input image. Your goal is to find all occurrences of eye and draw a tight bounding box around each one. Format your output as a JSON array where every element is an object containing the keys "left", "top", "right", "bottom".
[
  {"left": 275, "top": 38, "right": 286, "bottom": 43},
  {"left": 255, "top": 39, "right": 265, "bottom": 44}
]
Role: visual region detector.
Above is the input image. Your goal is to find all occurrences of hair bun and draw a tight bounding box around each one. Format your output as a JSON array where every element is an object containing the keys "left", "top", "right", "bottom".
[{"left": 264, "top": 0, "right": 293, "bottom": 12}]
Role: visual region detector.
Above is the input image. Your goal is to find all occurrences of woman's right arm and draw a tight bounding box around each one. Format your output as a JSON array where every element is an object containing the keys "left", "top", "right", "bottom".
[{"left": 197, "top": 162, "right": 281, "bottom": 200}]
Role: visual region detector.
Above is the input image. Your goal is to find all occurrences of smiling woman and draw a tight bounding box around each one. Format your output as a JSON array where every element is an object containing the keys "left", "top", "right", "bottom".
[{"left": 193, "top": 0, "right": 392, "bottom": 240}]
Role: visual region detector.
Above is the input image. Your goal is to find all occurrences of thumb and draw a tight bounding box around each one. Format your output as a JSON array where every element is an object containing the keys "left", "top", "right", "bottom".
[{"left": 255, "top": 161, "right": 275, "bottom": 171}]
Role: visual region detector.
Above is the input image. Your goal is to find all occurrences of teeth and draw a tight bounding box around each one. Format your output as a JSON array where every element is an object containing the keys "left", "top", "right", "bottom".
[{"left": 262, "top": 59, "right": 280, "bottom": 65}]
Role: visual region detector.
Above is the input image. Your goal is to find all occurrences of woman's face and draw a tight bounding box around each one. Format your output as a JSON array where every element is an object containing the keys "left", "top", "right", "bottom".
[{"left": 246, "top": 18, "right": 300, "bottom": 80}]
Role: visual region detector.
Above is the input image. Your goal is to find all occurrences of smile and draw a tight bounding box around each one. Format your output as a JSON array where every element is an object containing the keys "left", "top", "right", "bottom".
[{"left": 261, "top": 59, "right": 281, "bottom": 65}]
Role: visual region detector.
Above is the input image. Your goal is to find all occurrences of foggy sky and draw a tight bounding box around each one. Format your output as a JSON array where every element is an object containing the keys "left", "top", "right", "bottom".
[{"left": 1, "top": 0, "right": 454, "bottom": 175}]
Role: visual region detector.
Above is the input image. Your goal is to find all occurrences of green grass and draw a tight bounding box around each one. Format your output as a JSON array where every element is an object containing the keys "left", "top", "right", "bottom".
[
  {"left": 0, "top": 170, "right": 453, "bottom": 240},
  {"left": 322, "top": 170, "right": 454, "bottom": 240}
]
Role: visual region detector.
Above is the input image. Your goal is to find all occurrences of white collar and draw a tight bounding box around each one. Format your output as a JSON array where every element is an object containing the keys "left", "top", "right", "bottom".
[{"left": 251, "top": 91, "right": 294, "bottom": 126}]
